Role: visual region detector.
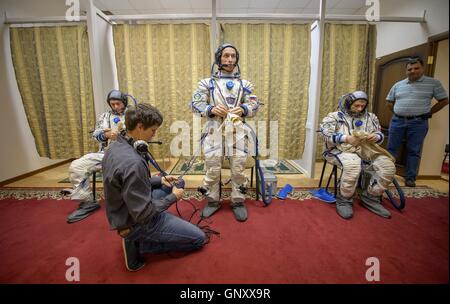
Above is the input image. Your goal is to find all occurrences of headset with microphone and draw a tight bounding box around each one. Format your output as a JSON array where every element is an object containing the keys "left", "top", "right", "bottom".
[
  {"left": 131, "top": 139, "right": 185, "bottom": 189},
  {"left": 107, "top": 90, "right": 139, "bottom": 108},
  {"left": 210, "top": 43, "right": 241, "bottom": 79},
  {"left": 338, "top": 91, "right": 369, "bottom": 115}
]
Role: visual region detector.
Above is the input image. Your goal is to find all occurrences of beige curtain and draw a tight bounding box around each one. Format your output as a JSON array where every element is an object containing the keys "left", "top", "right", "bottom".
[
  {"left": 10, "top": 25, "right": 96, "bottom": 159},
  {"left": 113, "top": 23, "right": 210, "bottom": 160},
  {"left": 221, "top": 23, "right": 311, "bottom": 159},
  {"left": 317, "top": 23, "right": 377, "bottom": 158}
]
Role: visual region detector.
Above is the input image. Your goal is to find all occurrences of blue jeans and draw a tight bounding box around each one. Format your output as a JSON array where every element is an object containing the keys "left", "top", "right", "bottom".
[
  {"left": 387, "top": 116, "right": 429, "bottom": 182},
  {"left": 126, "top": 187, "right": 206, "bottom": 254}
]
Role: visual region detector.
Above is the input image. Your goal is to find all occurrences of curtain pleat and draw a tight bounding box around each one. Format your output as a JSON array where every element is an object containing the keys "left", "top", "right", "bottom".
[
  {"left": 10, "top": 25, "right": 96, "bottom": 159},
  {"left": 221, "top": 23, "right": 311, "bottom": 159},
  {"left": 113, "top": 23, "right": 211, "bottom": 160},
  {"left": 317, "top": 23, "right": 377, "bottom": 159}
]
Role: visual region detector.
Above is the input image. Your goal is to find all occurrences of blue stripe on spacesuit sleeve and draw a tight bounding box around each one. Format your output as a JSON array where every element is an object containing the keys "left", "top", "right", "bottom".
[
  {"left": 375, "top": 132, "right": 384, "bottom": 144},
  {"left": 331, "top": 133, "right": 345, "bottom": 144},
  {"left": 240, "top": 104, "right": 249, "bottom": 116},
  {"left": 190, "top": 102, "right": 204, "bottom": 114},
  {"left": 206, "top": 105, "right": 215, "bottom": 117},
  {"left": 95, "top": 131, "right": 106, "bottom": 142},
  {"left": 331, "top": 134, "right": 337, "bottom": 143}
]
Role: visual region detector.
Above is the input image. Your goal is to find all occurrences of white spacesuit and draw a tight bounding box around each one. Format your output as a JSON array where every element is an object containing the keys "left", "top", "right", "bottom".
[
  {"left": 190, "top": 43, "right": 260, "bottom": 221},
  {"left": 319, "top": 91, "right": 395, "bottom": 219},
  {"left": 67, "top": 90, "right": 126, "bottom": 223}
]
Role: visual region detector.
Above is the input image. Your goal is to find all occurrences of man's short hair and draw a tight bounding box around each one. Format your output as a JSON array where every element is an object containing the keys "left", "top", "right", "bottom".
[
  {"left": 125, "top": 103, "right": 163, "bottom": 131},
  {"left": 407, "top": 56, "right": 424, "bottom": 67}
]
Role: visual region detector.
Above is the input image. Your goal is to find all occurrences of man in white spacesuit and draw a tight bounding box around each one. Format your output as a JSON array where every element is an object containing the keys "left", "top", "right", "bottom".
[
  {"left": 319, "top": 91, "right": 396, "bottom": 219},
  {"left": 67, "top": 90, "right": 126, "bottom": 223},
  {"left": 190, "top": 43, "right": 260, "bottom": 222}
]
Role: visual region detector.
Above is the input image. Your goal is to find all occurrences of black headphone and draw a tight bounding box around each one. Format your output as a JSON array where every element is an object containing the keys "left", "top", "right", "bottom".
[
  {"left": 133, "top": 139, "right": 150, "bottom": 155},
  {"left": 125, "top": 136, "right": 148, "bottom": 154},
  {"left": 126, "top": 136, "right": 163, "bottom": 166}
]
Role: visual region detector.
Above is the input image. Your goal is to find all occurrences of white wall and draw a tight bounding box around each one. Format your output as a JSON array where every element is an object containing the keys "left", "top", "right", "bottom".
[
  {"left": 0, "top": 2, "right": 67, "bottom": 183},
  {"left": 419, "top": 39, "right": 449, "bottom": 176},
  {"left": 376, "top": 0, "right": 449, "bottom": 57},
  {"left": 0, "top": 0, "right": 67, "bottom": 18}
]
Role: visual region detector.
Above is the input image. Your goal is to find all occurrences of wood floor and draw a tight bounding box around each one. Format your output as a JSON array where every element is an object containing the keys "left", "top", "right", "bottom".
[{"left": 2, "top": 158, "right": 448, "bottom": 193}]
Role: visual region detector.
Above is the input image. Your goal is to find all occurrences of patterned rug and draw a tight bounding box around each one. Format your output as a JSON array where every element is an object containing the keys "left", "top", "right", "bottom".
[
  {"left": 169, "top": 158, "right": 302, "bottom": 175},
  {"left": 1, "top": 186, "right": 446, "bottom": 201}
]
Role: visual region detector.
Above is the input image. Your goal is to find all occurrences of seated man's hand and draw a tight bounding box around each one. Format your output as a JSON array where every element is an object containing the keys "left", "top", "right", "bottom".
[
  {"left": 172, "top": 187, "right": 184, "bottom": 200},
  {"left": 365, "top": 133, "right": 379, "bottom": 143},
  {"left": 229, "top": 106, "right": 244, "bottom": 117},
  {"left": 104, "top": 128, "right": 119, "bottom": 140},
  {"left": 346, "top": 135, "right": 362, "bottom": 146},
  {"left": 162, "top": 175, "right": 177, "bottom": 187},
  {"left": 211, "top": 104, "right": 228, "bottom": 118}
]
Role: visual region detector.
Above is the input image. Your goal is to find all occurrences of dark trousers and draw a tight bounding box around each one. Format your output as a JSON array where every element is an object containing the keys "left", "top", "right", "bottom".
[
  {"left": 127, "top": 188, "right": 206, "bottom": 254},
  {"left": 387, "top": 116, "right": 429, "bottom": 182}
]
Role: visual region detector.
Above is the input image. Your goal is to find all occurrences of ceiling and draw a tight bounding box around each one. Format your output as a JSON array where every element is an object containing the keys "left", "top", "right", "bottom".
[{"left": 93, "top": 0, "right": 369, "bottom": 16}]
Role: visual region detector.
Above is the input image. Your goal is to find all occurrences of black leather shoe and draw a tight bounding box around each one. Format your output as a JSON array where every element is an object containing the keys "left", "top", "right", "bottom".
[
  {"left": 405, "top": 180, "right": 416, "bottom": 187},
  {"left": 122, "top": 238, "right": 145, "bottom": 272}
]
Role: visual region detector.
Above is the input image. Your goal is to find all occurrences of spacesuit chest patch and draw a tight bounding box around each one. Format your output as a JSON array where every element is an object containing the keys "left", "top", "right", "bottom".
[{"left": 226, "top": 96, "right": 236, "bottom": 105}]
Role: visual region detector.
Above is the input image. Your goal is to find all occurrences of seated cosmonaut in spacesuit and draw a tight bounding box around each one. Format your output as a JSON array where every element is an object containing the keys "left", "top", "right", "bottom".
[{"left": 319, "top": 91, "right": 396, "bottom": 220}]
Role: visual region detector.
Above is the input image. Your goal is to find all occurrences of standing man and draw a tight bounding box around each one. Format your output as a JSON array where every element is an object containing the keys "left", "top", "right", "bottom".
[
  {"left": 386, "top": 57, "right": 448, "bottom": 187},
  {"left": 102, "top": 103, "right": 206, "bottom": 271},
  {"left": 190, "top": 43, "right": 261, "bottom": 222},
  {"left": 67, "top": 90, "right": 126, "bottom": 223}
]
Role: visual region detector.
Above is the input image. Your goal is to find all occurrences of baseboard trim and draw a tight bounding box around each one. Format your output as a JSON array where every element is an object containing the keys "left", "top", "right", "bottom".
[
  {"left": 0, "top": 159, "right": 74, "bottom": 187},
  {"left": 416, "top": 175, "right": 445, "bottom": 180}
]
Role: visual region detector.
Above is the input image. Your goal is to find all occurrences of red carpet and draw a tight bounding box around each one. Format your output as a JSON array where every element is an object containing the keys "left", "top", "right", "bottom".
[{"left": 0, "top": 195, "right": 448, "bottom": 284}]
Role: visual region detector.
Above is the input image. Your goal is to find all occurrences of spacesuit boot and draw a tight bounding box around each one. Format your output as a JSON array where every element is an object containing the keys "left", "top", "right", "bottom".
[
  {"left": 67, "top": 199, "right": 101, "bottom": 223},
  {"left": 201, "top": 201, "right": 222, "bottom": 219},
  {"left": 230, "top": 201, "right": 247, "bottom": 222},
  {"left": 360, "top": 190, "right": 391, "bottom": 219},
  {"left": 336, "top": 193, "right": 353, "bottom": 219}
]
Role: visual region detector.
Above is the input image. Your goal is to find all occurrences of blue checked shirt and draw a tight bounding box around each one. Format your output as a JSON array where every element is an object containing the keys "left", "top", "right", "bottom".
[{"left": 386, "top": 76, "right": 448, "bottom": 116}]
